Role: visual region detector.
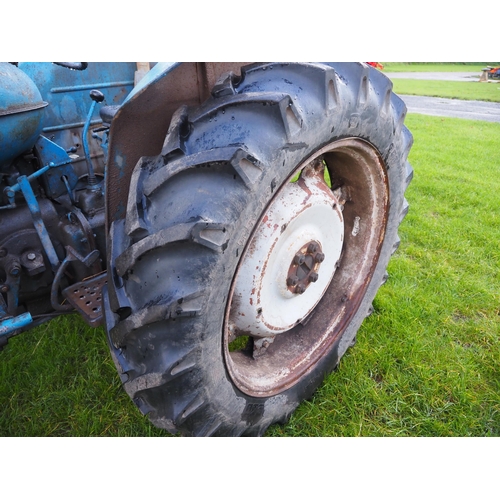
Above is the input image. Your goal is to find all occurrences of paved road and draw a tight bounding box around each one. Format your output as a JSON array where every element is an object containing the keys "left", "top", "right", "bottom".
[
  {"left": 398, "top": 95, "right": 500, "bottom": 123},
  {"left": 385, "top": 72, "right": 481, "bottom": 82},
  {"left": 381, "top": 71, "right": 500, "bottom": 122}
]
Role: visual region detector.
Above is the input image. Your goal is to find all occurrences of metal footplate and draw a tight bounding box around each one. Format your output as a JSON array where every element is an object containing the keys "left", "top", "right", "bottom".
[{"left": 62, "top": 272, "right": 108, "bottom": 327}]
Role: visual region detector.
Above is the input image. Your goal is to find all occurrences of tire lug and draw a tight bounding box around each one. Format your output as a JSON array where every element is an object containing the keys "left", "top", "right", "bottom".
[
  {"left": 287, "top": 276, "right": 299, "bottom": 286},
  {"left": 295, "top": 284, "right": 306, "bottom": 294}
]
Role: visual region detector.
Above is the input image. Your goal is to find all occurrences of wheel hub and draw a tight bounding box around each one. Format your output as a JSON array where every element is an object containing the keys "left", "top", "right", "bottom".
[
  {"left": 228, "top": 161, "right": 344, "bottom": 339},
  {"left": 286, "top": 240, "right": 325, "bottom": 294}
]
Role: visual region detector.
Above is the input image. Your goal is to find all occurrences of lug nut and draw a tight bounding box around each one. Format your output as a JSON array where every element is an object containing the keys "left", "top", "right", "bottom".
[
  {"left": 295, "top": 284, "right": 306, "bottom": 294},
  {"left": 287, "top": 276, "right": 299, "bottom": 286},
  {"left": 308, "top": 272, "right": 319, "bottom": 283},
  {"left": 307, "top": 243, "right": 319, "bottom": 253},
  {"left": 314, "top": 252, "right": 325, "bottom": 263},
  {"left": 293, "top": 253, "right": 305, "bottom": 265}
]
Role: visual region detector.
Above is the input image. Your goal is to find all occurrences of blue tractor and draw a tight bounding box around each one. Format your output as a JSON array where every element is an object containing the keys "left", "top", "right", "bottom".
[{"left": 0, "top": 62, "right": 412, "bottom": 436}]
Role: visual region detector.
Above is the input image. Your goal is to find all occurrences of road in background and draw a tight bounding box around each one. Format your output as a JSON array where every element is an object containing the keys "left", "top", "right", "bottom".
[
  {"left": 398, "top": 95, "right": 500, "bottom": 123},
  {"left": 385, "top": 72, "right": 481, "bottom": 82},
  {"left": 382, "top": 71, "right": 500, "bottom": 122}
]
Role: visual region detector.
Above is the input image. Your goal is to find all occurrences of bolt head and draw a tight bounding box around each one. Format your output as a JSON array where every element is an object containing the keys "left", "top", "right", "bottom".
[
  {"left": 27, "top": 252, "right": 36, "bottom": 261},
  {"left": 293, "top": 253, "right": 305, "bottom": 265},
  {"left": 287, "top": 276, "right": 299, "bottom": 286},
  {"left": 308, "top": 272, "right": 319, "bottom": 283},
  {"left": 295, "top": 284, "right": 306, "bottom": 294},
  {"left": 314, "top": 252, "right": 325, "bottom": 263},
  {"left": 307, "top": 243, "right": 319, "bottom": 253}
]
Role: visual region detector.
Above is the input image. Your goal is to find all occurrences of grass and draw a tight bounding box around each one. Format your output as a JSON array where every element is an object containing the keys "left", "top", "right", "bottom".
[
  {"left": 267, "top": 114, "right": 500, "bottom": 436},
  {"left": 381, "top": 62, "right": 500, "bottom": 102},
  {"left": 0, "top": 315, "right": 164, "bottom": 436},
  {"left": 1, "top": 115, "right": 500, "bottom": 437},
  {"left": 391, "top": 79, "right": 500, "bottom": 103},
  {"left": 382, "top": 63, "right": 500, "bottom": 72}
]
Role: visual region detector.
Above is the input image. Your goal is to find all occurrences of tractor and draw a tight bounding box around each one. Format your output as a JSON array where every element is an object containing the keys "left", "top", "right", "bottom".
[{"left": 0, "top": 62, "right": 412, "bottom": 436}]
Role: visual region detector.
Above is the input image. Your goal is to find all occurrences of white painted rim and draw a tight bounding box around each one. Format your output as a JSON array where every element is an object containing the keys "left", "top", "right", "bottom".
[{"left": 229, "top": 165, "right": 344, "bottom": 337}]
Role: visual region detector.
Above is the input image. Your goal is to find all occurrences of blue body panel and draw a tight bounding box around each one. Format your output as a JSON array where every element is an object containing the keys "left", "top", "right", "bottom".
[
  {"left": 18, "top": 62, "right": 136, "bottom": 133},
  {"left": 18, "top": 63, "right": 137, "bottom": 189},
  {"left": 0, "top": 63, "right": 47, "bottom": 168}
]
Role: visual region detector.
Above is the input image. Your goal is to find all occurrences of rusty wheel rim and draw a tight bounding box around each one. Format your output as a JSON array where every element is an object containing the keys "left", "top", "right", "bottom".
[{"left": 224, "top": 139, "right": 389, "bottom": 398}]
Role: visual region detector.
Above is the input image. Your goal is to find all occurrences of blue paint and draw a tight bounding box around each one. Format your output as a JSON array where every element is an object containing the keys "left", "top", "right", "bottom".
[
  {"left": 18, "top": 62, "right": 136, "bottom": 133},
  {"left": 6, "top": 158, "right": 71, "bottom": 196},
  {"left": 0, "top": 63, "right": 47, "bottom": 169},
  {"left": 0, "top": 63, "right": 140, "bottom": 338},
  {"left": 33, "top": 135, "right": 79, "bottom": 198},
  {"left": 0, "top": 312, "right": 33, "bottom": 337},
  {"left": 82, "top": 99, "right": 98, "bottom": 185},
  {"left": 50, "top": 80, "right": 134, "bottom": 94},
  {"left": 17, "top": 175, "right": 60, "bottom": 269},
  {"left": 4, "top": 141, "right": 73, "bottom": 204},
  {"left": 18, "top": 63, "right": 136, "bottom": 180}
]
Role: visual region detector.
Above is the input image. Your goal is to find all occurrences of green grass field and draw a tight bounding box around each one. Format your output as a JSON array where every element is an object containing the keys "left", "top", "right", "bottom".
[
  {"left": 382, "top": 62, "right": 500, "bottom": 102},
  {"left": 391, "top": 79, "right": 500, "bottom": 103},
  {"left": 1, "top": 112, "right": 499, "bottom": 437},
  {"left": 382, "top": 63, "right": 500, "bottom": 72},
  {"left": 268, "top": 114, "right": 500, "bottom": 436}
]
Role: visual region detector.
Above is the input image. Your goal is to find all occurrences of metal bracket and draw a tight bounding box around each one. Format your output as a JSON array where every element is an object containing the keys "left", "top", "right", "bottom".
[
  {"left": 62, "top": 272, "right": 108, "bottom": 327},
  {"left": 50, "top": 246, "right": 100, "bottom": 312},
  {"left": 0, "top": 312, "right": 33, "bottom": 348}
]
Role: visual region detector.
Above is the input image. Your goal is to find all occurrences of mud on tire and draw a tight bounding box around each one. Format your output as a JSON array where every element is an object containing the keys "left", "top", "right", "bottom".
[{"left": 104, "top": 63, "right": 413, "bottom": 436}]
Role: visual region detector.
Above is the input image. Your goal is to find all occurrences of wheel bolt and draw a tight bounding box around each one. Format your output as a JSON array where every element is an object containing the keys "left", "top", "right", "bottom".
[
  {"left": 308, "top": 272, "right": 319, "bottom": 283},
  {"left": 295, "top": 284, "right": 306, "bottom": 294},
  {"left": 293, "top": 253, "right": 305, "bottom": 265},
  {"left": 314, "top": 252, "right": 325, "bottom": 263},
  {"left": 287, "top": 276, "right": 299, "bottom": 286},
  {"left": 307, "top": 243, "right": 319, "bottom": 253}
]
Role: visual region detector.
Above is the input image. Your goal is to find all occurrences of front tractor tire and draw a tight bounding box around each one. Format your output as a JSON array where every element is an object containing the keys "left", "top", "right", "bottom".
[{"left": 104, "top": 63, "right": 413, "bottom": 436}]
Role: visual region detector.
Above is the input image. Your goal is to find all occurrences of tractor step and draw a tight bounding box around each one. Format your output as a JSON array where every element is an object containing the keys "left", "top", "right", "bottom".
[{"left": 62, "top": 272, "right": 108, "bottom": 327}]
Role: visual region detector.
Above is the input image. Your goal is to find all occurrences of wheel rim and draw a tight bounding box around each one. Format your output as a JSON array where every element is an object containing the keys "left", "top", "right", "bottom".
[
  {"left": 229, "top": 160, "right": 344, "bottom": 338},
  {"left": 224, "top": 138, "right": 389, "bottom": 397}
]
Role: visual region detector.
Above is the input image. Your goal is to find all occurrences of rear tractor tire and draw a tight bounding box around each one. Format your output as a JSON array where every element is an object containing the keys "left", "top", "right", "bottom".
[{"left": 104, "top": 63, "right": 413, "bottom": 436}]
